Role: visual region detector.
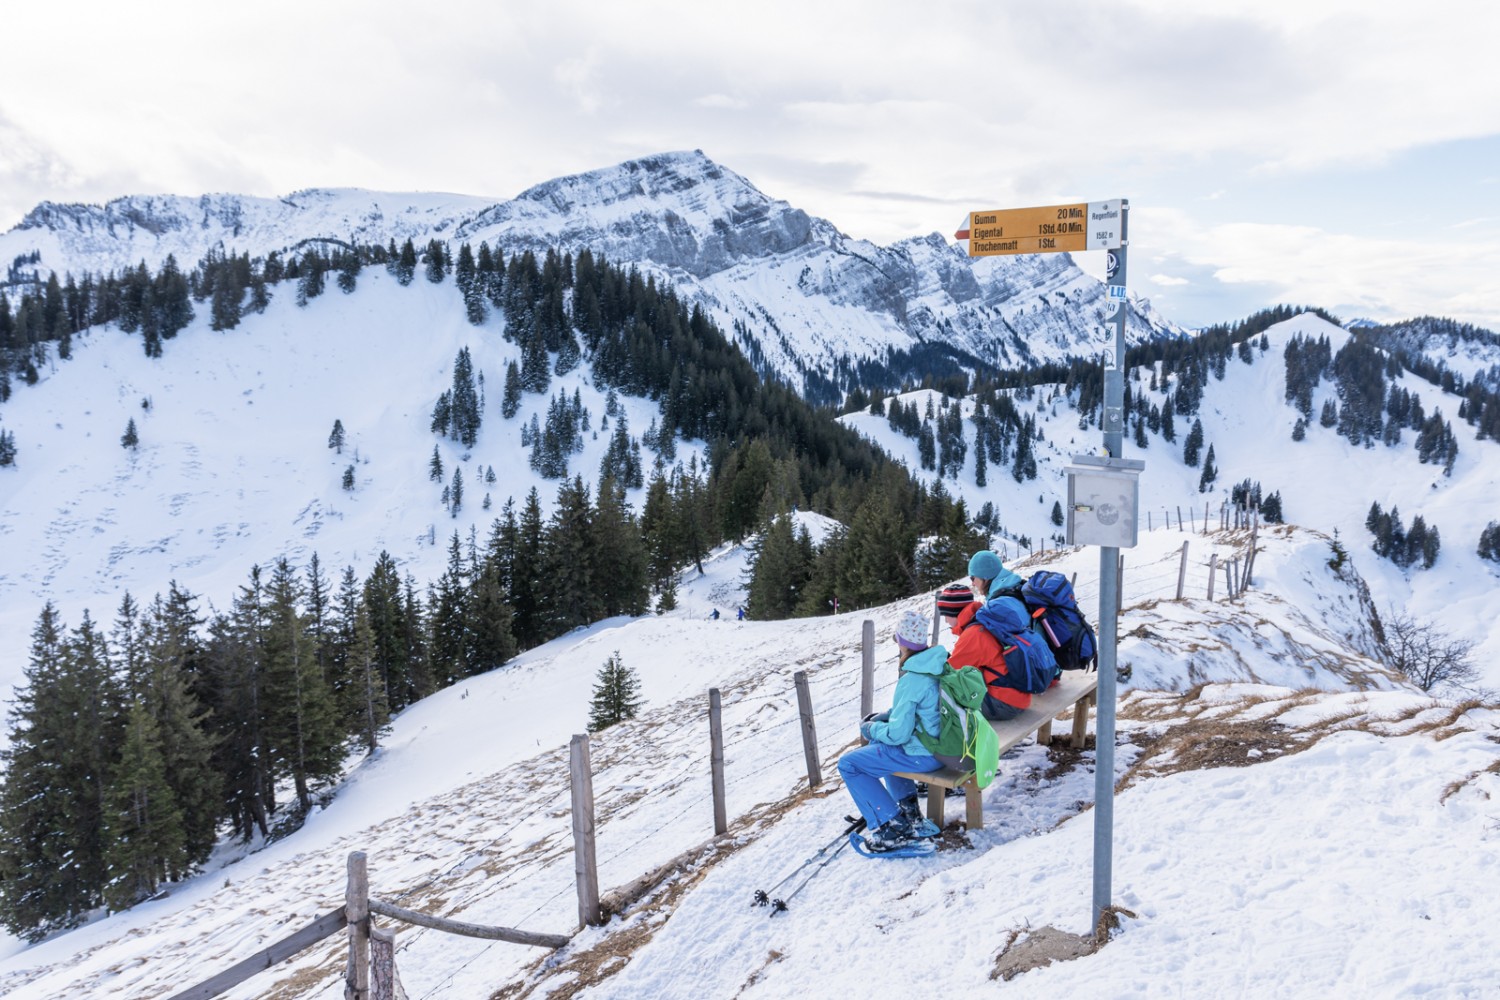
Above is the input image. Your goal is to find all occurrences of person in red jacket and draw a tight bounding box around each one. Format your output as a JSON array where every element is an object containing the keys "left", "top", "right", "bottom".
[
  {"left": 940, "top": 549, "right": 1034, "bottom": 721},
  {"left": 947, "top": 600, "right": 1031, "bottom": 721}
]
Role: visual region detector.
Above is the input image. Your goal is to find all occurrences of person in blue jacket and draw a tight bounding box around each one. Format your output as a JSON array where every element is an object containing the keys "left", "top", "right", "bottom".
[
  {"left": 837, "top": 609, "right": 945, "bottom": 853},
  {"left": 967, "top": 549, "right": 1024, "bottom": 603}
]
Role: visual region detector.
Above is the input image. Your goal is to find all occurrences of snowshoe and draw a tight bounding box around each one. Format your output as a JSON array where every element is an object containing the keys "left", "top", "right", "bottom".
[{"left": 848, "top": 831, "right": 936, "bottom": 859}]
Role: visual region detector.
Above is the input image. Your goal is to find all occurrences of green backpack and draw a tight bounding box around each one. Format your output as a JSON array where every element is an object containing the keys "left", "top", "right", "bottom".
[{"left": 916, "top": 666, "right": 1001, "bottom": 789}]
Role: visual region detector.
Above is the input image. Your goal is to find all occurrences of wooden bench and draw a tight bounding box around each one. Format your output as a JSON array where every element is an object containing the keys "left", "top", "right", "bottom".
[{"left": 893, "top": 670, "right": 1099, "bottom": 831}]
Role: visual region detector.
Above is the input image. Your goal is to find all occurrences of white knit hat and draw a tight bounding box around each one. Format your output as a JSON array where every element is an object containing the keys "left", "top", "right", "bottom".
[{"left": 895, "top": 610, "right": 930, "bottom": 651}]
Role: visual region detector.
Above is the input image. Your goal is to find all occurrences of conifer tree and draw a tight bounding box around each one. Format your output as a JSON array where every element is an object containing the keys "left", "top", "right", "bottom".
[
  {"left": 450, "top": 466, "right": 464, "bottom": 516},
  {"left": 1478, "top": 522, "right": 1500, "bottom": 563},
  {"left": 1183, "top": 419, "right": 1203, "bottom": 466},
  {"left": 342, "top": 465, "right": 356, "bottom": 491},
  {"left": 362, "top": 552, "right": 417, "bottom": 712},
  {"left": 1198, "top": 444, "right": 1218, "bottom": 493},
  {"left": 424, "top": 240, "right": 446, "bottom": 283},
  {"left": 427, "top": 534, "right": 472, "bottom": 687},
  {"left": 138, "top": 588, "right": 220, "bottom": 869},
  {"left": 839, "top": 486, "right": 917, "bottom": 608},
  {"left": 329, "top": 419, "right": 346, "bottom": 454},
  {"left": 337, "top": 250, "right": 360, "bottom": 294},
  {"left": 123, "top": 417, "right": 140, "bottom": 450},
  {"left": 0, "top": 605, "right": 118, "bottom": 939},
  {"left": 542, "top": 477, "right": 603, "bottom": 635},
  {"left": 501, "top": 361, "right": 523, "bottom": 418},
  {"left": 209, "top": 268, "right": 242, "bottom": 331},
  {"left": 101, "top": 700, "right": 184, "bottom": 909},
  {"left": 429, "top": 445, "right": 444, "bottom": 482},
  {"left": 591, "top": 478, "right": 650, "bottom": 617},
  {"left": 0, "top": 428, "right": 16, "bottom": 467},
  {"left": 395, "top": 239, "right": 417, "bottom": 286},
  {"left": 588, "top": 651, "right": 641, "bottom": 732},
  {"left": 746, "top": 514, "right": 810, "bottom": 619},
  {"left": 261, "top": 558, "right": 341, "bottom": 816},
  {"left": 509, "top": 489, "right": 547, "bottom": 648},
  {"left": 468, "top": 551, "right": 518, "bottom": 673}
]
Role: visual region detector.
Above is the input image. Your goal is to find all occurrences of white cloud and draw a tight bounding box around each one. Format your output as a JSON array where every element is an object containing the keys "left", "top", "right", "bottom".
[{"left": 1, "top": 0, "right": 1498, "bottom": 329}]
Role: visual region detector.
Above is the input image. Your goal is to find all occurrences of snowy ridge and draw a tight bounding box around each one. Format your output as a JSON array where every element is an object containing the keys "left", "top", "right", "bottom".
[
  {"left": 1, "top": 150, "right": 1184, "bottom": 390},
  {"left": 2, "top": 524, "right": 1496, "bottom": 997}
]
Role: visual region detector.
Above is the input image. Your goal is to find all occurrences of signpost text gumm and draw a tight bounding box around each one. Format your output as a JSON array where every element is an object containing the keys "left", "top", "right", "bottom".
[{"left": 953, "top": 200, "right": 1124, "bottom": 256}]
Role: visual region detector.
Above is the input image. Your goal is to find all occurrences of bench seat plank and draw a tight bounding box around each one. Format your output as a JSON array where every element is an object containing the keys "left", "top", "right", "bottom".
[{"left": 891, "top": 671, "right": 1100, "bottom": 831}]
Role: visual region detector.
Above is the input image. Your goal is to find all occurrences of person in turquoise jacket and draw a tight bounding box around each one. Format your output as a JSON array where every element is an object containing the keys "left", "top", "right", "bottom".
[{"left": 837, "top": 609, "right": 945, "bottom": 853}]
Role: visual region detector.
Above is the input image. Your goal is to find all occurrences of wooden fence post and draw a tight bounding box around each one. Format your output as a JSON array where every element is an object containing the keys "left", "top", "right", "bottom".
[
  {"left": 1207, "top": 553, "right": 1218, "bottom": 600},
  {"left": 1176, "top": 541, "right": 1189, "bottom": 600},
  {"left": 860, "top": 620, "right": 875, "bottom": 722},
  {"left": 930, "top": 595, "right": 941, "bottom": 647},
  {"left": 345, "top": 852, "right": 370, "bottom": 1000},
  {"left": 709, "top": 689, "right": 727, "bottom": 836},
  {"left": 371, "top": 925, "right": 399, "bottom": 1000},
  {"left": 569, "top": 734, "right": 601, "bottom": 928},
  {"left": 1177, "top": 505, "right": 1183, "bottom": 531},
  {"left": 793, "top": 671, "right": 822, "bottom": 789},
  {"left": 1147, "top": 511, "right": 1152, "bottom": 532},
  {"left": 1204, "top": 502, "right": 1211, "bottom": 534},
  {"left": 1224, "top": 561, "right": 1234, "bottom": 599},
  {"left": 1244, "top": 515, "right": 1260, "bottom": 588}
]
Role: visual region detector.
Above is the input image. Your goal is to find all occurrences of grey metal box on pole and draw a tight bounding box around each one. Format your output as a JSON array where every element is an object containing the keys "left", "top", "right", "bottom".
[{"left": 1065, "top": 455, "right": 1145, "bottom": 549}]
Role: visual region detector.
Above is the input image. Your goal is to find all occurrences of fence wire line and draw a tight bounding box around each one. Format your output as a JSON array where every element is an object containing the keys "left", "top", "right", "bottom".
[{"left": 391, "top": 633, "right": 964, "bottom": 994}]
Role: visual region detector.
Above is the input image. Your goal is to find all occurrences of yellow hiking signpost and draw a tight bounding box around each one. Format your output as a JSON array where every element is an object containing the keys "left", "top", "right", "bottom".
[
  {"left": 953, "top": 200, "right": 1125, "bottom": 256},
  {"left": 952, "top": 197, "right": 1135, "bottom": 932}
]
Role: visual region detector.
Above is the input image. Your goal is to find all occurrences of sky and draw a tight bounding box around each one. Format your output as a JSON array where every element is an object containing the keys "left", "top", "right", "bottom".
[{"left": 3, "top": 0, "right": 1499, "bottom": 331}]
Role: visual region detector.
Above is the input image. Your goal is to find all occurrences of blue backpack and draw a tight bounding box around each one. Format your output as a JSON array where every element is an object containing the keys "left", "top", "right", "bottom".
[
  {"left": 973, "top": 597, "right": 1059, "bottom": 695},
  {"left": 1021, "top": 571, "right": 1097, "bottom": 672}
]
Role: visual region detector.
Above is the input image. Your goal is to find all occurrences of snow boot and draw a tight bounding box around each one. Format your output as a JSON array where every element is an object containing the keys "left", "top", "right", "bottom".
[
  {"left": 898, "top": 795, "right": 941, "bottom": 838},
  {"left": 861, "top": 814, "right": 918, "bottom": 854}
]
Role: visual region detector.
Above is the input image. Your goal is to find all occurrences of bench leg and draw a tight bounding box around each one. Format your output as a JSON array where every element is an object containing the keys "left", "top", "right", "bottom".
[
  {"left": 965, "top": 783, "right": 983, "bottom": 830},
  {"left": 1070, "top": 694, "right": 1093, "bottom": 749},
  {"left": 1037, "top": 719, "right": 1053, "bottom": 746},
  {"left": 926, "top": 786, "right": 945, "bottom": 829}
]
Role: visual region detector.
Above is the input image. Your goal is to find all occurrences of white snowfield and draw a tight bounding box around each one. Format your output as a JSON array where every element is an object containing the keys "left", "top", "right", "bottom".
[{"left": 1, "top": 524, "right": 1496, "bottom": 999}]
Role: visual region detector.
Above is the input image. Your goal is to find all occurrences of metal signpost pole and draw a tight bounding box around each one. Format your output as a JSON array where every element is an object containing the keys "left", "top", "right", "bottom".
[
  {"left": 1093, "top": 201, "right": 1129, "bottom": 927},
  {"left": 957, "top": 198, "right": 1134, "bottom": 930}
]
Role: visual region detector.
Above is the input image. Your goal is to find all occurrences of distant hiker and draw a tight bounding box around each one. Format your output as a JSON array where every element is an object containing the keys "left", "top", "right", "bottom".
[
  {"left": 710, "top": 608, "right": 720, "bottom": 621},
  {"left": 837, "top": 610, "right": 945, "bottom": 854},
  {"left": 737, "top": 606, "right": 746, "bottom": 620}
]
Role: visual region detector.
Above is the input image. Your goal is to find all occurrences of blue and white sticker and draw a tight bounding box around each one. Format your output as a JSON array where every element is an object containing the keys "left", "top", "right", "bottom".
[{"left": 1108, "top": 285, "right": 1127, "bottom": 300}]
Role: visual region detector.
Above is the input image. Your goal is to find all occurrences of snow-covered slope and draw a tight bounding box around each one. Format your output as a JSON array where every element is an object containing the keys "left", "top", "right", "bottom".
[
  {"left": 0, "top": 267, "right": 702, "bottom": 704},
  {"left": 1, "top": 151, "right": 1184, "bottom": 392},
  {"left": 840, "top": 312, "right": 1500, "bottom": 688},
  {"left": 3, "top": 524, "right": 1495, "bottom": 998}
]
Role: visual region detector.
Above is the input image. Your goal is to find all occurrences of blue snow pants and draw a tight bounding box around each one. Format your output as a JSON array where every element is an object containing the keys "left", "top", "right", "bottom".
[{"left": 837, "top": 743, "right": 941, "bottom": 829}]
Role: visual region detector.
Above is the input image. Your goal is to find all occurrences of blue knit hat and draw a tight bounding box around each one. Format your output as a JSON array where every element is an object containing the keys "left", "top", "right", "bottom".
[{"left": 967, "top": 550, "right": 1003, "bottom": 581}]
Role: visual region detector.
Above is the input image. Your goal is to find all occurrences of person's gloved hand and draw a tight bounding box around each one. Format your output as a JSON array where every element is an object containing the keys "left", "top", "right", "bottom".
[{"left": 859, "top": 721, "right": 874, "bottom": 741}]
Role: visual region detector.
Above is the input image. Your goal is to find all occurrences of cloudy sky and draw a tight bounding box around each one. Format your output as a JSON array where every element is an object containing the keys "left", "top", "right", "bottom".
[{"left": 3, "top": 0, "right": 1498, "bottom": 330}]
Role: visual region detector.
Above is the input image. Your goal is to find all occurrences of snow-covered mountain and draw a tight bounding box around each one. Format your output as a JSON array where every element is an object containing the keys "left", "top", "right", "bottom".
[
  {"left": 5, "top": 157, "right": 1500, "bottom": 998},
  {"left": 1, "top": 151, "right": 1184, "bottom": 396}
]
